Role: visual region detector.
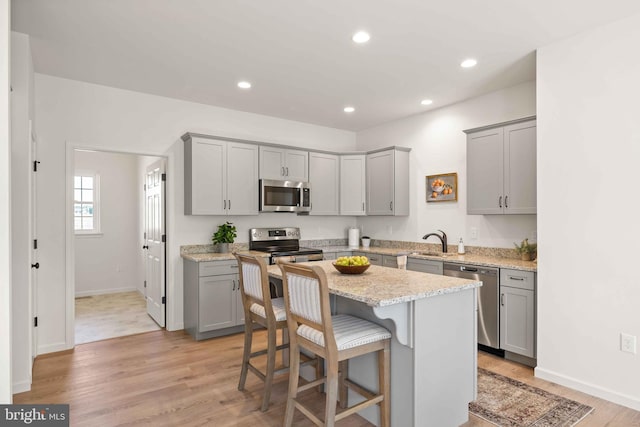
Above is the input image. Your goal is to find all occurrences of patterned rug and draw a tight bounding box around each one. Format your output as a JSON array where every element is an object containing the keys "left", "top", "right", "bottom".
[{"left": 469, "top": 368, "right": 594, "bottom": 427}]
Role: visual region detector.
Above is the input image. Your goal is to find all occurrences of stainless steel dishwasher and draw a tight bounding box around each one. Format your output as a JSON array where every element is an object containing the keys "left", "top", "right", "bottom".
[{"left": 443, "top": 262, "right": 501, "bottom": 353}]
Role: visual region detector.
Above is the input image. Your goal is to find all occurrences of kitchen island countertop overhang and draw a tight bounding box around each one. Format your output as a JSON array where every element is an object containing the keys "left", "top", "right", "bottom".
[{"left": 266, "top": 260, "right": 482, "bottom": 307}]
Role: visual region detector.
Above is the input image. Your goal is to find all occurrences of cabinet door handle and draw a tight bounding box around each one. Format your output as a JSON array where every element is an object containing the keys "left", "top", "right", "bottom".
[
  {"left": 286, "top": 167, "right": 289, "bottom": 176},
  {"left": 499, "top": 196, "right": 503, "bottom": 208},
  {"left": 230, "top": 264, "right": 238, "bottom": 269},
  {"left": 505, "top": 195, "right": 509, "bottom": 208},
  {"left": 228, "top": 199, "right": 231, "bottom": 210},
  {"left": 500, "top": 293, "right": 505, "bottom": 306},
  {"left": 31, "top": 262, "right": 40, "bottom": 269},
  {"left": 281, "top": 166, "right": 284, "bottom": 176},
  {"left": 390, "top": 201, "right": 393, "bottom": 211},
  {"left": 223, "top": 199, "right": 226, "bottom": 210},
  {"left": 232, "top": 280, "right": 236, "bottom": 291},
  {"left": 362, "top": 202, "right": 365, "bottom": 212},
  {"left": 509, "top": 276, "right": 524, "bottom": 281}
]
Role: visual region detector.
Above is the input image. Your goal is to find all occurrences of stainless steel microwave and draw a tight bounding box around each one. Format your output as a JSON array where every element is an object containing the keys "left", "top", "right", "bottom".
[{"left": 259, "top": 179, "right": 311, "bottom": 213}]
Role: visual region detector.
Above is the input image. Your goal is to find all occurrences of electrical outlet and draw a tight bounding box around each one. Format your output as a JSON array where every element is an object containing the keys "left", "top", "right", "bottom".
[
  {"left": 470, "top": 227, "right": 478, "bottom": 240},
  {"left": 620, "top": 333, "right": 637, "bottom": 354}
]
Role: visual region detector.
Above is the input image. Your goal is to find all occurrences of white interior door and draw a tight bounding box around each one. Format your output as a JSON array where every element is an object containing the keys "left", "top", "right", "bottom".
[
  {"left": 144, "top": 159, "right": 166, "bottom": 327},
  {"left": 30, "top": 120, "right": 38, "bottom": 359}
]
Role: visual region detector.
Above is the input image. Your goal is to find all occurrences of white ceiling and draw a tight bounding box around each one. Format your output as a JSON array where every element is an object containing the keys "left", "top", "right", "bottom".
[{"left": 11, "top": 1, "right": 640, "bottom": 131}]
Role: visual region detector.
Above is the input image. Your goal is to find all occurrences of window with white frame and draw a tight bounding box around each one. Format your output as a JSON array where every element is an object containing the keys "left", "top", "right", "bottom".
[{"left": 74, "top": 173, "right": 100, "bottom": 234}]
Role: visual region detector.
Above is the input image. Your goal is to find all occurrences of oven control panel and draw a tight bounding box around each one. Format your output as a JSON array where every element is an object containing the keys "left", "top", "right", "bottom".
[{"left": 250, "top": 227, "right": 301, "bottom": 241}]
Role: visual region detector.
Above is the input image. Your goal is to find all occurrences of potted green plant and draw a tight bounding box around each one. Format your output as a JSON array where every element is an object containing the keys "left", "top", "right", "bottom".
[
  {"left": 514, "top": 238, "right": 537, "bottom": 261},
  {"left": 212, "top": 221, "right": 237, "bottom": 253}
]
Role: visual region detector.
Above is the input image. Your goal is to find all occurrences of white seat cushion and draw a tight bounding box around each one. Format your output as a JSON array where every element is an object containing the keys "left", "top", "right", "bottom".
[
  {"left": 250, "top": 297, "right": 287, "bottom": 321},
  {"left": 297, "top": 314, "right": 391, "bottom": 350}
]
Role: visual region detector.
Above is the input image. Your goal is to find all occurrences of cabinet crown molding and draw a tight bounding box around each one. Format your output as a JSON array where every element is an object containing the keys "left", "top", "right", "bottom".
[{"left": 463, "top": 115, "right": 536, "bottom": 135}]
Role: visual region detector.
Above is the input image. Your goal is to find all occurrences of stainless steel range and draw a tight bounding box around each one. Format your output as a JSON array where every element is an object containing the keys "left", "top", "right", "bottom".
[
  {"left": 249, "top": 227, "right": 324, "bottom": 265},
  {"left": 249, "top": 227, "right": 323, "bottom": 297}
]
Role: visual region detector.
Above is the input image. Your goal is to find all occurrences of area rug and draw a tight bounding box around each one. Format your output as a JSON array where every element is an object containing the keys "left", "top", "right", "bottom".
[{"left": 469, "top": 368, "right": 594, "bottom": 427}]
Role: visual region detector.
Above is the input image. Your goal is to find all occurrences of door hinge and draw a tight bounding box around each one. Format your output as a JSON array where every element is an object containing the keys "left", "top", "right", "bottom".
[
  {"left": 34, "top": 317, "right": 38, "bottom": 327},
  {"left": 161, "top": 173, "right": 166, "bottom": 181},
  {"left": 162, "top": 296, "right": 166, "bottom": 304},
  {"left": 33, "top": 239, "right": 38, "bottom": 250},
  {"left": 144, "top": 280, "right": 147, "bottom": 288},
  {"left": 161, "top": 234, "right": 166, "bottom": 243},
  {"left": 33, "top": 160, "right": 40, "bottom": 172}
]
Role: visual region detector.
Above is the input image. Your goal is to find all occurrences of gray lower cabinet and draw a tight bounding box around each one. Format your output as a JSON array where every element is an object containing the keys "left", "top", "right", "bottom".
[
  {"left": 323, "top": 251, "right": 352, "bottom": 260},
  {"left": 406, "top": 257, "right": 444, "bottom": 275},
  {"left": 353, "top": 251, "right": 382, "bottom": 265},
  {"left": 382, "top": 255, "right": 399, "bottom": 268},
  {"left": 500, "top": 269, "right": 536, "bottom": 359},
  {"left": 184, "top": 258, "right": 244, "bottom": 340}
]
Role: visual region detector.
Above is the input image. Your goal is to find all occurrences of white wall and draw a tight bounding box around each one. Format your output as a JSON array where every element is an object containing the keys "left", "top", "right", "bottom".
[
  {"left": 10, "top": 31, "right": 35, "bottom": 394},
  {"left": 536, "top": 14, "right": 640, "bottom": 410},
  {"left": 356, "top": 81, "right": 537, "bottom": 248},
  {"left": 1, "top": 0, "right": 13, "bottom": 403},
  {"left": 34, "top": 74, "right": 356, "bottom": 352},
  {"left": 74, "top": 150, "right": 142, "bottom": 296}
]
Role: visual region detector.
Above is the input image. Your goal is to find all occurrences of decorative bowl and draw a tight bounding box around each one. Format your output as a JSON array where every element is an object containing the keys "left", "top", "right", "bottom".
[{"left": 332, "top": 262, "right": 370, "bottom": 274}]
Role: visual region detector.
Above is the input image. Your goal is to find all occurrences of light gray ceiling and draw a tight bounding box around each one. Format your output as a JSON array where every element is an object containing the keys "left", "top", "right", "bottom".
[{"left": 11, "top": 1, "right": 640, "bottom": 131}]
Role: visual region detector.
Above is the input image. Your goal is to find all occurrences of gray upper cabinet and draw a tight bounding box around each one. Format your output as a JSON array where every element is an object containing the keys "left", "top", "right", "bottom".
[
  {"left": 366, "top": 148, "right": 410, "bottom": 216},
  {"left": 309, "top": 152, "right": 340, "bottom": 215},
  {"left": 259, "top": 146, "right": 309, "bottom": 182},
  {"left": 184, "top": 135, "right": 259, "bottom": 215},
  {"left": 466, "top": 118, "right": 536, "bottom": 215},
  {"left": 340, "top": 154, "right": 366, "bottom": 216},
  {"left": 183, "top": 134, "right": 258, "bottom": 215}
]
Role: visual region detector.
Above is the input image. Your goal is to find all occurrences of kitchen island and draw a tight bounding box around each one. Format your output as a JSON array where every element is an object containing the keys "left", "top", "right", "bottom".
[{"left": 267, "top": 260, "right": 482, "bottom": 427}]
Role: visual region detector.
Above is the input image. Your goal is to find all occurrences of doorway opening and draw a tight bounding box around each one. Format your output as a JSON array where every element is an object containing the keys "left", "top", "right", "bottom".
[{"left": 72, "top": 148, "right": 165, "bottom": 345}]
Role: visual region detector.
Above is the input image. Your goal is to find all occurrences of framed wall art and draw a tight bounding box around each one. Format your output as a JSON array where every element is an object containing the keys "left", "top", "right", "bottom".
[{"left": 426, "top": 172, "right": 457, "bottom": 202}]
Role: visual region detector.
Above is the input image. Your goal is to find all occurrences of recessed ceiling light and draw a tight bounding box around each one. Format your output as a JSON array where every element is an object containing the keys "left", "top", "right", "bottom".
[
  {"left": 344, "top": 106, "right": 355, "bottom": 113},
  {"left": 352, "top": 31, "right": 370, "bottom": 44},
  {"left": 420, "top": 99, "right": 433, "bottom": 106},
  {"left": 460, "top": 58, "right": 477, "bottom": 68},
  {"left": 237, "top": 81, "right": 252, "bottom": 89}
]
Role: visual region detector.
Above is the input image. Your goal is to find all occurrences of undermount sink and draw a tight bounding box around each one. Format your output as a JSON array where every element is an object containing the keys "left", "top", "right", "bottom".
[{"left": 410, "top": 251, "right": 453, "bottom": 258}]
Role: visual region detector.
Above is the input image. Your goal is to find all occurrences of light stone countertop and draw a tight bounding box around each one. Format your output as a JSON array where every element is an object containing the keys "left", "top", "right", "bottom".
[
  {"left": 180, "top": 250, "right": 269, "bottom": 262},
  {"left": 180, "top": 245, "right": 537, "bottom": 272},
  {"left": 267, "top": 260, "right": 481, "bottom": 307},
  {"left": 321, "top": 246, "right": 537, "bottom": 272}
]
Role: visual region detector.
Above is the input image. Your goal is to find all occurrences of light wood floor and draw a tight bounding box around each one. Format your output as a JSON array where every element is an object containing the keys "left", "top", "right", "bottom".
[
  {"left": 75, "top": 291, "right": 161, "bottom": 345},
  {"left": 15, "top": 330, "right": 640, "bottom": 426}
]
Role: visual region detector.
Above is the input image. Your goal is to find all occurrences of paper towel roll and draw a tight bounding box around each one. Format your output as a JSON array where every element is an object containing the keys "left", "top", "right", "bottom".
[{"left": 348, "top": 228, "right": 360, "bottom": 249}]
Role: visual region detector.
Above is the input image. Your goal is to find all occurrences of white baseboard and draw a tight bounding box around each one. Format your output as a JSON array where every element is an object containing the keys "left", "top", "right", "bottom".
[
  {"left": 535, "top": 366, "right": 640, "bottom": 411},
  {"left": 12, "top": 379, "right": 31, "bottom": 394},
  {"left": 167, "top": 322, "right": 183, "bottom": 332},
  {"left": 37, "top": 341, "right": 70, "bottom": 355},
  {"left": 75, "top": 286, "right": 138, "bottom": 298}
]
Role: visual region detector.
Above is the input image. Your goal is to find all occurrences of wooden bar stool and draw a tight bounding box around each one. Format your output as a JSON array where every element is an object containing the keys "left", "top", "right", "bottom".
[
  {"left": 235, "top": 253, "right": 289, "bottom": 412},
  {"left": 279, "top": 262, "right": 391, "bottom": 427}
]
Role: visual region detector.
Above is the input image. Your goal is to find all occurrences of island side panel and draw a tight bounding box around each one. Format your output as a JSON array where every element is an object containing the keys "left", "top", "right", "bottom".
[
  {"left": 413, "top": 287, "right": 477, "bottom": 427},
  {"left": 334, "top": 297, "right": 415, "bottom": 427}
]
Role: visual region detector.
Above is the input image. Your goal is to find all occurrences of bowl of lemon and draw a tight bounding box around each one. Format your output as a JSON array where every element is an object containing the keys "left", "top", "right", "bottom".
[{"left": 332, "top": 255, "right": 371, "bottom": 274}]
